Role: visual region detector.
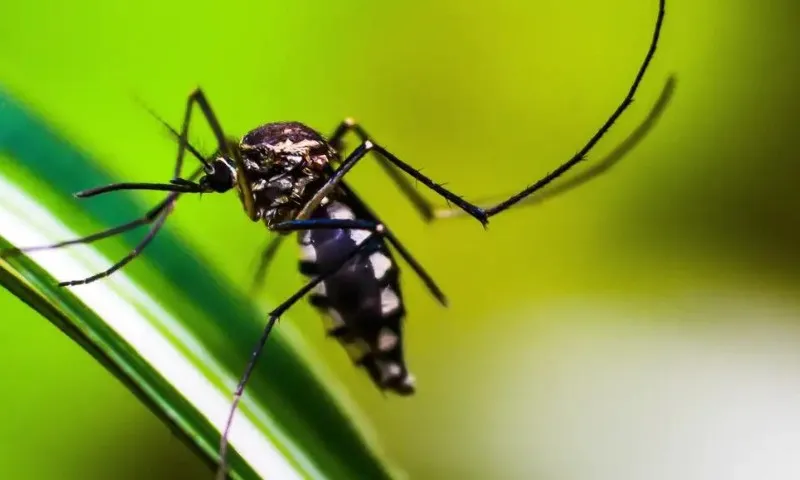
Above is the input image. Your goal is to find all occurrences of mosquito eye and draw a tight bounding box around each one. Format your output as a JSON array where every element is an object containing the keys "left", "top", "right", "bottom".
[{"left": 202, "top": 160, "right": 234, "bottom": 192}]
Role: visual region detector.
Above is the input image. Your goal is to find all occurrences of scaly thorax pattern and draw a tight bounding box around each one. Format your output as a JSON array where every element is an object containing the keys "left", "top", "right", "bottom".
[{"left": 233, "top": 121, "right": 339, "bottom": 227}]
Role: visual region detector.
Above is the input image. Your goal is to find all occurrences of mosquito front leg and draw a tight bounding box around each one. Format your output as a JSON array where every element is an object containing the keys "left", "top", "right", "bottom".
[{"left": 58, "top": 207, "right": 173, "bottom": 286}]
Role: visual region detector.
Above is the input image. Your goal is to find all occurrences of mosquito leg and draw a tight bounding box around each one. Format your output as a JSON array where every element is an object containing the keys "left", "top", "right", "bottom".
[
  {"left": 4, "top": 90, "right": 235, "bottom": 281},
  {"left": 363, "top": 142, "right": 488, "bottom": 224},
  {"left": 1, "top": 98, "right": 214, "bottom": 259},
  {"left": 58, "top": 206, "right": 173, "bottom": 287},
  {"left": 73, "top": 181, "right": 202, "bottom": 198},
  {"left": 216, "top": 221, "right": 383, "bottom": 480},
  {"left": 75, "top": 88, "right": 217, "bottom": 202},
  {"left": 295, "top": 141, "right": 486, "bottom": 225},
  {"left": 337, "top": 180, "right": 447, "bottom": 306},
  {"left": 328, "top": 117, "right": 369, "bottom": 147},
  {"left": 325, "top": 0, "right": 665, "bottom": 226},
  {"left": 136, "top": 100, "right": 212, "bottom": 178},
  {"left": 0, "top": 194, "right": 178, "bottom": 257},
  {"left": 431, "top": 74, "right": 677, "bottom": 220},
  {"left": 249, "top": 235, "right": 286, "bottom": 295},
  {"left": 328, "top": 119, "right": 436, "bottom": 222},
  {"left": 482, "top": 0, "right": 666, "bottom": 218},
  {"left": 272, "top": 218, "right": 380, "bottom": 232},
  {"left": 175, "top": 88, "right": 257, "bottom": 219},
  {"left": 176, "top": 89, "right": 226, "bottom": 175},
  {"left": 293, "top": 142, "right": 372, "bottom": 220}
]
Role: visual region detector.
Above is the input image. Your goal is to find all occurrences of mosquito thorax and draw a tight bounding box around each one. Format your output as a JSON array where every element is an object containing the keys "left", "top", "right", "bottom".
[{"left": 237, "top": 122, "right": 337, "bottom": 226}]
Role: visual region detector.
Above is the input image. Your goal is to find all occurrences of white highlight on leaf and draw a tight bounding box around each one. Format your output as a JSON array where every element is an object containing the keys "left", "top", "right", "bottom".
[{"left": 0, "top": 177, "right": 306, "bottom": 480}]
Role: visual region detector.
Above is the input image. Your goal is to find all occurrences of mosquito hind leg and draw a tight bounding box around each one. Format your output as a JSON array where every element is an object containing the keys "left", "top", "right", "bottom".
[
  {"left": 431, "top": 74, "right": 677, "bottom": 220},
  {"left": 326, "top": 0, "right": 665, "bottom": 225},
  {"left": 481, "top": 0, "right": 665, "bottom": 218}
]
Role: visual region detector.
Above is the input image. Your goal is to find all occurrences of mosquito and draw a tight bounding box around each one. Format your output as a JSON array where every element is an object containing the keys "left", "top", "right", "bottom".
[{"left": 1, "top": 0, "right": 668, "bottom": 478}]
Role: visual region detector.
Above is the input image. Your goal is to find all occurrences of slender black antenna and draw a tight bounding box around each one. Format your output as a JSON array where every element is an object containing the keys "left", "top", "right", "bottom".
[{"left": 135, "top": 96, "right": 214, "bottom": 173}]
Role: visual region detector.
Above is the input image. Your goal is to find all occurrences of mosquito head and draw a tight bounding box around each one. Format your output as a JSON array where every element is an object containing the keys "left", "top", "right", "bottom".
[{"left": 198, "top": 158, "right": 237, "bottom": 193}]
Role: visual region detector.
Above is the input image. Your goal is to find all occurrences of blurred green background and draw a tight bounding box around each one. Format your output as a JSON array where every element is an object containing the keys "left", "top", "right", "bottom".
[{"left": 1, "top": 0, "right": 799, "bottom": 479}]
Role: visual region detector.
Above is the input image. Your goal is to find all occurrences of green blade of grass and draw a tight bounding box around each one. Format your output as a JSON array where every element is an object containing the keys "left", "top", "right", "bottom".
[{"left": 0, "top": 88, "right": 398, "bottom": 479}]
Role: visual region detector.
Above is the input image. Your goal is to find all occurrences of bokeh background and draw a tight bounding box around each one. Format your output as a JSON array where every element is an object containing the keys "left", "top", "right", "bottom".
[{"left": 1, "top": 0, "right": 799, "bottom": 479}]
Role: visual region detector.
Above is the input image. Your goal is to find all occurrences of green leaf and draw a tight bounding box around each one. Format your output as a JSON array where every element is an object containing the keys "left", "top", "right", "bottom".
[{"left": 0, "top": 88, "right": 398, "bottom": 479}]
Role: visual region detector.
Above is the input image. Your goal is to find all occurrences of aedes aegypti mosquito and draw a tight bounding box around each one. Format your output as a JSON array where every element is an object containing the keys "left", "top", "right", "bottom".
[{"left": 2, "top": 0, "right": 668, "bottom": 477}]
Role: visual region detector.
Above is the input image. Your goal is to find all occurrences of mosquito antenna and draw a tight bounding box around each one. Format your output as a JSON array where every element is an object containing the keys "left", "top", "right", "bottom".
[{"left": 134, "top": 95, "right": 214, "bottom": 172}]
